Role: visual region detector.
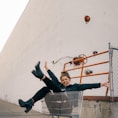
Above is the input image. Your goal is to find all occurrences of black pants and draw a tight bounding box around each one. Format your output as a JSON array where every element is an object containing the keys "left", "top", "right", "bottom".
[{"left": 32, "top": 77, "right": 62, "bottom": 102}]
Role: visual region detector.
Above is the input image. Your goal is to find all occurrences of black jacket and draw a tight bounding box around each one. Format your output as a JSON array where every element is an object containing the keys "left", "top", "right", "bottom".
[{"left": 47, "top": 69, "right": 100, "bottom": 92}]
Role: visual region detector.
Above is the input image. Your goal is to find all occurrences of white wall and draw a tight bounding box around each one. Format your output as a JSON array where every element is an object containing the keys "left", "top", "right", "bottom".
[{"left": 0, "top": 0, "right": 118, "bottom": 112}]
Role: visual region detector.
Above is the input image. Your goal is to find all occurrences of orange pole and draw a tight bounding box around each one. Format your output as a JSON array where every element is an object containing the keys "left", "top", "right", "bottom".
[
  {"left": 79, "top": 59, "right": 85, "bottom": 83},
  {"left": 105, "top": 74, "right": 110, "bottom": 96},
  {"left": 63, "top": 50, "right": 109, "bottom": 71},
  {"left": 65, "top": 61, "right": 109, "bottom": 72},
  {"left": 86, "top": 50, "right": 109, "bottom": 59},
  {"left": 71, "top": 72, "right": 110, "bottom": 79}
]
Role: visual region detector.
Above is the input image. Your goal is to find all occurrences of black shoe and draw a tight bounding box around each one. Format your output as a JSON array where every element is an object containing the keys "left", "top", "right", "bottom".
[
  {"left": 18, "top": 99, "right": 34, "bottom": 113},
  {"left": 32, "top": 61, "right": 44, "bottom": 79},
  {"left": 19, "top": 99, "right": 26, "bottom": 107},
  {"left": 25, "top": 104, "right": 32, "bottom": 113},
  {"left": 32, "top": 70, "right": 41, "bottom": 79},
  {"left": 35, "top": 61, "right": 40, "bottom": 71}
]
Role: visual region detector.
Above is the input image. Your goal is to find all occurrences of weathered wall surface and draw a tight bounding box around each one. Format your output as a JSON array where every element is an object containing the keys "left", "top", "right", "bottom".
[
  {"left": 81, "top": 100, "right": 118, "bottom": 118},
  {"left": 0, "top": 0, "right": 118, "bottom": 112}
]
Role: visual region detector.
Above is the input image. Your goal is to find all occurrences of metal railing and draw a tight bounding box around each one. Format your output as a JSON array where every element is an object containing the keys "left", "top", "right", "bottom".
[{"left": 63, "top": 50, "right": 109, "bottom": 96}]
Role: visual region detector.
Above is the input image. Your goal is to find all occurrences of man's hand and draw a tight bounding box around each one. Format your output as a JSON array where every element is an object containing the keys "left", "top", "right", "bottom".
[
  {"left": 44, "top": 61, "right": 49, "bottom": 71},
  {"left": 101, "top": 81, "right": 110, "bottom": 88}
]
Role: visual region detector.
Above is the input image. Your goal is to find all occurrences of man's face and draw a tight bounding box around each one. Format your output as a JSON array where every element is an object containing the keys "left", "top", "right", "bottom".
[{"left": 61, "top": 76, "right": 71, "bottom": 87}]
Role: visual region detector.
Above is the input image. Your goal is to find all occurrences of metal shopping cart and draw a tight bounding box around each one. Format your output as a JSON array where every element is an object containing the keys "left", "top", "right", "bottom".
[{"left": 41, "top": 91, "right": 83, "bottom": 118}]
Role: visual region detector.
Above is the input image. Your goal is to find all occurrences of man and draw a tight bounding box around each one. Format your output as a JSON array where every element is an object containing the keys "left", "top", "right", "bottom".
[{"left": 18, "top": 61, "right": 109, "bottom": 113}]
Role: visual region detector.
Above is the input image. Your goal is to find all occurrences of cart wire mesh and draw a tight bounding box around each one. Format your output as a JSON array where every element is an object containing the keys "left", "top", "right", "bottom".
[{"left": 41, "top": 91, "right": 83, "bottom": 117}]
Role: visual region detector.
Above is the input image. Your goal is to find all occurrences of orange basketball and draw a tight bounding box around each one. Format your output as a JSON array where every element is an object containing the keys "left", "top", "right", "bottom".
[{"left": 84, "top": 15, "right": 90, "bottom": 23}]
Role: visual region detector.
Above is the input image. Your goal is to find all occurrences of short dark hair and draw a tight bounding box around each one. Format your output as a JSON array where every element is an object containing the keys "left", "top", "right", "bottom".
[{"left": 60, "top": 71, "right": 71, "bottom": 80}]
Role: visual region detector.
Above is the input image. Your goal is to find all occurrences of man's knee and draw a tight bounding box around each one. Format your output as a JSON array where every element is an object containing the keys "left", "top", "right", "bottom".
[{"left": 42, "top": 87, "right": 50, "bottom": 93}]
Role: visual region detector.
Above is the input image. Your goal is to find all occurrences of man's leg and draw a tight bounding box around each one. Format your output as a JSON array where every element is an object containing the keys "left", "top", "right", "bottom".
[
  {"left": 32, "top": 61, "right": 62, "bottom": 92},
  {"left": 18, "top": 87, "right": 50, "bottom": 113},
  {"left": 32, "top": 87, "right": 50, "bottom": 102},
  {"left": 42, "top": 76, "right": 62, "bottom": 92}
]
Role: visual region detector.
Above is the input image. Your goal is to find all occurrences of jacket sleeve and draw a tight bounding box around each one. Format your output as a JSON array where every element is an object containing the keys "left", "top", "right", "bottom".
[
  {"left": 47, "top": 69, "right": 60, "bottom": 84},
  {"left": 76, "top": 83, "right": 101, "bottom": 91}
]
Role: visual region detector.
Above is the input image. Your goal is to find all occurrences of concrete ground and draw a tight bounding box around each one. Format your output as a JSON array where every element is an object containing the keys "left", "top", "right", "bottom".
[{"left": 0, "top": 99, "right": 50, "bottom": 118}]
